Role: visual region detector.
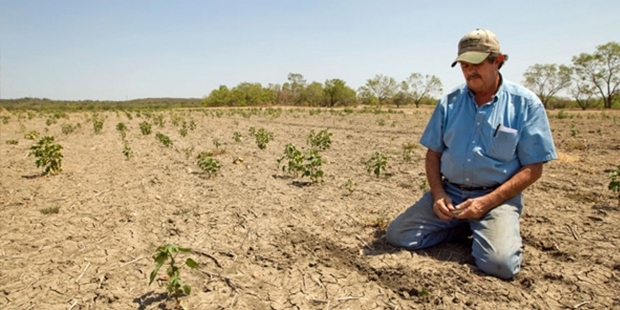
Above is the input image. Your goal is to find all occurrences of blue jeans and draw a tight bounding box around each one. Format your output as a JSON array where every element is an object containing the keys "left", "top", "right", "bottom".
[{"left": 386, "top": 182, "right": 523, "bottom": 280}]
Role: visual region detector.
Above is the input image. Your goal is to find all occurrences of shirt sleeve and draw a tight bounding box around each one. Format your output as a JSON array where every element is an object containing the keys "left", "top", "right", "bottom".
[
  {"left": 516, "top": 100, "right": 558, "bottom": 165},
  {"left": 419, "top": 101, "right": 446, "bottom": 153}
]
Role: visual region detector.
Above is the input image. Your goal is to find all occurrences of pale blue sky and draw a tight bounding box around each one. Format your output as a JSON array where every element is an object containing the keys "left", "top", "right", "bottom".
[{"left": 1, "top": 0, "right": 618, "bottom": 101}]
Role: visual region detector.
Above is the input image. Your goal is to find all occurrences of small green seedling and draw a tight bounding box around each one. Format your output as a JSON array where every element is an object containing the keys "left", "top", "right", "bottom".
[
  {"left": 345, "top": 179, "right": 357, "bottom": 194},
  {"left": 232, "top": 131, "right": 242, "bottom": 143},
  {"left": 277, "top": 143, "right": 325, "bottom": 183},
  {"left": 29, "top": 136, "right": 63, "bottom": 175},
  {"left": 570, "top": 122, "right": 579, "bottom": 137},
  {"left": 149, "top": 244, "right": 198, "bottom": 309},
  {"left": 92, "top": 115, "right": 104, "bottom": 134},
  {"left": 156, "top": 132, "right": 172, "bottom": 147},
  {"left": 5, "top": 139, "right": 18, "bottom": 145},
  {"left": 367, "top": 151, "right": 387, "bottom": 177},
  {"left": 116, "top": 122, "right": 127, "bottom": 139},
  {"left": 307, "top": 129, "right": 332, "bottom": 151},
  {"left": 140, "top": 121, "right": 152, "bottom": 135},
  {"left": 608, "top": 165, "right": 620, "bottom": 208},
  {"left": 197, "top": 154, "right": 221, "bottom": 178},
  {"left": 251, "top": 128, "right": 273, "bottom": 150}
]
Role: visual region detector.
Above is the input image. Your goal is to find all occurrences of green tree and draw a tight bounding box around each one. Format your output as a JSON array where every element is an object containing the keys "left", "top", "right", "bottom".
[
  {"left": 404, "top": 73, "right": 443, "bottom": 108},
  {"left": 305, "top": 82, "right": 325, "bottom": 106},
  {"left": 572, "top": 41, "right": 620, "bottom": 109},
  {"left": 323, "top": 79, "right": 357, "bottom": 107},
  {"left": 288, "top": 73, "right": 307, "bottom": 105},
  {"left": 523, "top": 64, "right": 573, "bottom": 108},
  {"left": 203, "top": 85, "right": 231, "bottom": 107},
  {"left": 361, "top": 74, "right": 398, "bottom": 107}
]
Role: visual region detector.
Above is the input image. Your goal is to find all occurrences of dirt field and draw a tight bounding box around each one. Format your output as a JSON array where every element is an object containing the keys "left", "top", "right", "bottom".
[{"left": 1, "top": 107, "right": 619, "bottom": 310}]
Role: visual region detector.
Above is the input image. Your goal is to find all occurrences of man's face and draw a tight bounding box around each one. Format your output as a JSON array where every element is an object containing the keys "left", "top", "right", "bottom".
[{"left": 459, "top": 56, "right": 500, "bottom": 94}]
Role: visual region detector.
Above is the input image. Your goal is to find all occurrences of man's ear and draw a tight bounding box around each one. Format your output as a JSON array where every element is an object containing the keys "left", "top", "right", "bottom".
[{"left": 496, "top": 54, "right": 505, "bottom": 64}]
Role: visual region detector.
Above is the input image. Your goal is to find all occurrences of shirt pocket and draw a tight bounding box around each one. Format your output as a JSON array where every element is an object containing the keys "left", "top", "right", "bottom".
[{"left": 489, "top": 127, "right": 519, "bottom": 162}]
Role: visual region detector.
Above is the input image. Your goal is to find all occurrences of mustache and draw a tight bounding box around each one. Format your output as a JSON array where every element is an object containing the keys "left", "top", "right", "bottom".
[{"left": 467, "top": 74, "right": 481, "bottom": 80}]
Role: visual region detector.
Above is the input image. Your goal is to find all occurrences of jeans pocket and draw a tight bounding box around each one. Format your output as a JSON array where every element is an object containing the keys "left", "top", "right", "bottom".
[{"left": 489, "top": 129, "right": 518, "bottom": 162}]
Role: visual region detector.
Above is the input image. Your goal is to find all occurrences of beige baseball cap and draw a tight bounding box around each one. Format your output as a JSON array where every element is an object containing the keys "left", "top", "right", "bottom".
[{"left": 451, "top": 29, "right": 503, "bottom": 67}]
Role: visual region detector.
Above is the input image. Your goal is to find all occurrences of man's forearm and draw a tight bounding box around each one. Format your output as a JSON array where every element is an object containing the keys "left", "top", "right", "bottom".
[
  {"left": 482, "top": 162, "right": 544, "bottom": 211},
  {"left": 425, "top": 149, "right": 445, "bottom": 199}
]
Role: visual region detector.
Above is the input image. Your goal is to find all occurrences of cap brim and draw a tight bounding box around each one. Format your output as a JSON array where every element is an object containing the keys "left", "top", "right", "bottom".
[{"left": 450, "top": 52, "right": 490, "bottom": 67}]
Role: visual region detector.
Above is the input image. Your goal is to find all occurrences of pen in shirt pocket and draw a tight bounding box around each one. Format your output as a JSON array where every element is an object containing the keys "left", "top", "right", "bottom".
[{"left": 494, "top": 124, "right": 501, "bottom": 137}]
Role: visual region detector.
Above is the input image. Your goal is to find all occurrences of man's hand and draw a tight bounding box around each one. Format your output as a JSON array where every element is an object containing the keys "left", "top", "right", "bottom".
[
  {"left": 432, "top": 193, "right": 455, "bottom": 220},
  {"left": 452, "top": 196, "right": 492, "bottom": 220}
]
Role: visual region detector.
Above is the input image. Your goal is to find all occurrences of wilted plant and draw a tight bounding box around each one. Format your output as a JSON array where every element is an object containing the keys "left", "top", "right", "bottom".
[
  {"left": 61, "top": 123, "right": 75, "bottom": 135},
  {"left": 570, "top": 122, "right": 579, "bottom": 137},
  {"left": 154, "top": 114, "right": 165, "bottom": 128},
  {"left": 345, "top": 178, "right": 357, "bottom": 194},
  {"left": 156, "top": 132, "right": 172, "bottom": 147},
  {"left": 232, "top": 131, "right": 242, "bottom": 143},
  {"left": 367, "top": 151, "right": 387, "bottom": 177},
  {"left": 25, "top": 131, "right": 40, "bottom": 140},
  {"left": 149, "top": 244, "right": 198, "bottom": 309},
  {"left": 608, "top": 165, "right": 620, "bottom": 207},
  {"left": 29, "top": 136, "right": 63, "bottom": 175},
  {"left": 122, "top": 141, "right": 132, "bottom": 160},
  {"left": 140, "top": 121, "right": 152, "bottom": 135},
  {"left": 213, "top": 138, "right": 222, "bottom": 149},
  {"left": 40, "top": 207, "right": 60, "bottom": 215},
  {"left": 307, "top": 129, "right": 332, "bottom": 151}
]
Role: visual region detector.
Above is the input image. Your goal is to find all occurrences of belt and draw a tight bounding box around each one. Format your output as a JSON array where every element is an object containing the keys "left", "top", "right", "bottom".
[{"left": 446, "top": 181, "right": 499, "bottom": 191}]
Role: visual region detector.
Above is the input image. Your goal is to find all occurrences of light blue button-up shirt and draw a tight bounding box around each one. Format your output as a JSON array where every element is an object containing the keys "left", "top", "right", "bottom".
[{"left": 419, "top": 77, "right": 557, "bottom": 187}]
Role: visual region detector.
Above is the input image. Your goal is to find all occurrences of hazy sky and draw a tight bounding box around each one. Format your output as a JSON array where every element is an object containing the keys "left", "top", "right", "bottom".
[{"left": 1, "top": 0, "right": 618, "bottom": 101}]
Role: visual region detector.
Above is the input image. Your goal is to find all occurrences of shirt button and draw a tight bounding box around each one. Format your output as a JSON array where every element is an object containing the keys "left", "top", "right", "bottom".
[
  {"left": 472, "top": 140, "right": 475, "bottom": 144},
  {"left": 466, "top": 178, "right": 470, "bottom": 181},
  {"left": 467, "top": 159, "right": 471, "bottom": 162},
  {"left": 476, "top": 122, "right": 480, "bottom": 125}
]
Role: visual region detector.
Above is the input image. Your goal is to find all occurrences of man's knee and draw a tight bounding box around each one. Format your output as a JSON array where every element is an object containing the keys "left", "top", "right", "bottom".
[
  {"left": 475, "top": 251, "right": 521, "bottom": 280},
  {"left": 386, "top": 220, "right": 424, "bottom": 250}
]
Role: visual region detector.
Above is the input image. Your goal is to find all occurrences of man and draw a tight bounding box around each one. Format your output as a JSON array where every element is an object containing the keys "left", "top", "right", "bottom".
[{"left": 386, "top": 29, "right": 557, "bottom": 280}]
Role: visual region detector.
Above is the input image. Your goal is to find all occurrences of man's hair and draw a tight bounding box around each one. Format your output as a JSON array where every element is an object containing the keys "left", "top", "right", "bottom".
[{"left": 486, "top": 53, "right": 507, "bottom": 69}]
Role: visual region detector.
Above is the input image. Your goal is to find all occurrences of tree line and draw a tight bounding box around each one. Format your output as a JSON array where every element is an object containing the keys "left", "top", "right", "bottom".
[
  {"left": 523, "top": 41, "right": 619, "bottom": 109},
  {"left": 203, "top": 72, "right": 443, "bottom": 108}
]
